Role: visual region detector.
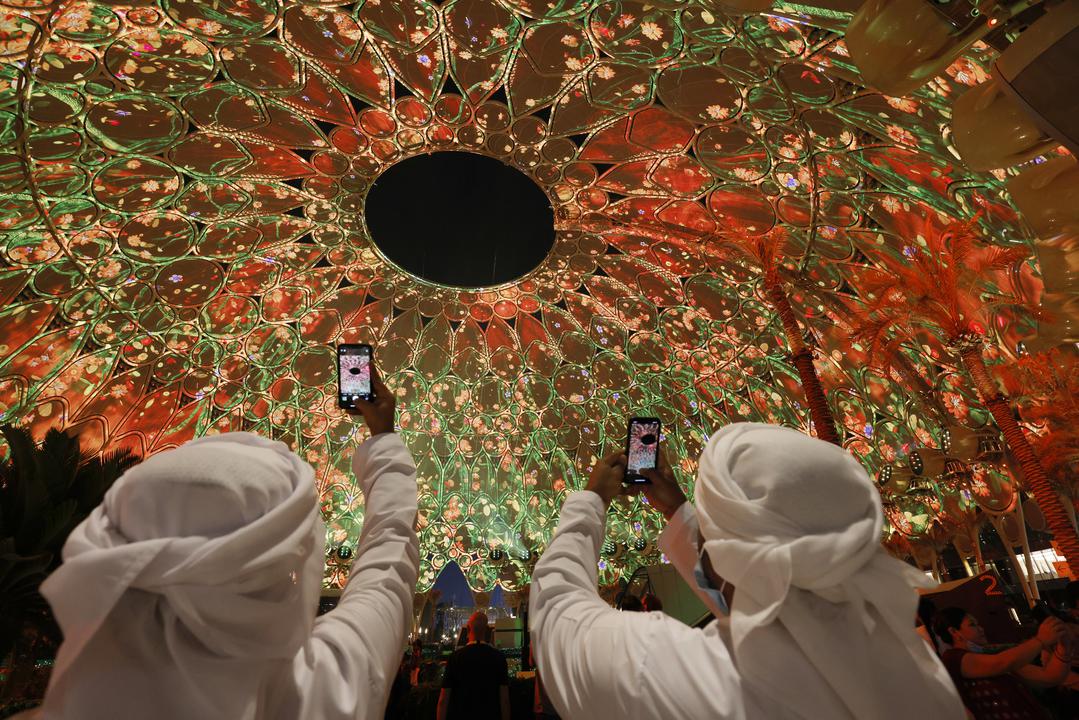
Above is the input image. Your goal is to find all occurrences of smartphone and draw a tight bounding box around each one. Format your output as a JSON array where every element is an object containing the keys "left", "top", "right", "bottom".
[
  {"left": 624, "top": 417, "right": 661, "bottom": 484},
  {"left": 337, "top": 343, "right": 374, "bottom": 409}
]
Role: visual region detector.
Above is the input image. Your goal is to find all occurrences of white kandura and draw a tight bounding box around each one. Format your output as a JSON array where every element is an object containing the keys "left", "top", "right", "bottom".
[
  {"left": 529, "top": 422, "right": 966, "bottom": 720},
  {"left": 34, "top": 431, "right": 419, "bottom": 720}
]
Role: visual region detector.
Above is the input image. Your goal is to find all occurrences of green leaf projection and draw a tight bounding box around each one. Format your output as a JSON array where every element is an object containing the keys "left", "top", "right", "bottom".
[{"left": 0, "top": 0, "right": 1043, "bottom": 591}]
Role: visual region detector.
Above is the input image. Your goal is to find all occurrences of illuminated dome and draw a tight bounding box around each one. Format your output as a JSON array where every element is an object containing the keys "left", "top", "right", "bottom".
[{"left": 0, "top": 0, "right": 1071, "bottom": 591}]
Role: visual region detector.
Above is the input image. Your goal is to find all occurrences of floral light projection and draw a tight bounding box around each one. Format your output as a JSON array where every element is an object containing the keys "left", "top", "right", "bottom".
[{"left": 0, "top": 0, "right": 1054, "bottom": 590}]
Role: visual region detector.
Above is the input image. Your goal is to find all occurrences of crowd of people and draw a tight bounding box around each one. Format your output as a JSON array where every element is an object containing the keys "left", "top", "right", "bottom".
[{"left": 13, "top": 362, "right": 1077, "bottom": 719}]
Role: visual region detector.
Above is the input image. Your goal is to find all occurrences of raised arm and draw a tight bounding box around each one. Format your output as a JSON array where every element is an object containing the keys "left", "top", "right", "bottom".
[
  {"left": 1015, "top": 652, "right": 1070, "bottom": 688},
  {"left": 296, "top": 432, "right": 418, "bottom": 718},
  {"left": 1017, "top": 626, "right": 1074, "bottom": 688},
  {"left": 529, "top": 452, "right": 744, "bottom": 720},
  {"left": 960, "top": 618, "right": 1067, "bottom": 680},
  {"left": 529, "top": 487, "right": 651, "bottom": 719},
  {"left": 641, "top": 454, "right": 702, "bottom": 598},
  {"left": 291, "top": 368, "right": 420, "bottom": 719}
]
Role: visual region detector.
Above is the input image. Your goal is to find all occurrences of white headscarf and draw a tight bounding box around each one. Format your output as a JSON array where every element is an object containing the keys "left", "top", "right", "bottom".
[
  {"left": 695, "top": 423, "right": 964, "bottom": 720},
  {"left": 39, "top": 432, "right": 325, "bottom": 719}
]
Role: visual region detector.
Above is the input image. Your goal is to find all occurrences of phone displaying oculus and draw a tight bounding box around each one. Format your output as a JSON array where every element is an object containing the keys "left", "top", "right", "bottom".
[
  {"left": 624, "top": 417, "right": 661, "bottom": 484},
  {"left": 337, "top": 344, "right": 374, "bottom": 409}
]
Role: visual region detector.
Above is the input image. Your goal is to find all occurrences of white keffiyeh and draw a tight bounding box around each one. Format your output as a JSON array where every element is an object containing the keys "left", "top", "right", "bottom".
[
  {"left": 694, "top": 423, "right": 964, "bottom": 720},
  {"left": 39, "top": 432, "right": 325, "bottom": 719}
]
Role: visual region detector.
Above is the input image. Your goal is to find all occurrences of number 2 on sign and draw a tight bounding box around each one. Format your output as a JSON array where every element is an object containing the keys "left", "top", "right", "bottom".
[{"left": 979, "top": 574, "right": 1003, "bottom": 597}]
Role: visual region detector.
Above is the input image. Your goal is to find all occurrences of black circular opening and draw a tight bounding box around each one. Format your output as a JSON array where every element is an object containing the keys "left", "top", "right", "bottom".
[{"left": 364, "top": 152, "right": 555, "bottom": 288}]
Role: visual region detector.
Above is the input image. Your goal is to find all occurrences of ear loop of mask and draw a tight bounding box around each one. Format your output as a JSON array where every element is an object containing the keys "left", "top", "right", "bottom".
[{"left": 692, "top": 544, "right": 730, "bottom": 616}]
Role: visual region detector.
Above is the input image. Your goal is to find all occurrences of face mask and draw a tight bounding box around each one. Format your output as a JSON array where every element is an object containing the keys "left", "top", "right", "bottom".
[{"left": 692, "top": 545, "right": 730, "bottom": 616}]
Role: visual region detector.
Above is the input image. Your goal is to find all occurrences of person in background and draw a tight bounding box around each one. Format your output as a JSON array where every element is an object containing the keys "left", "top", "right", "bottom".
[
  {"left": 384, "top": 652, "right": 413, "bottom": 720},
  {"left": 529, "top": 422, "right": 967, "bottom": 720},
  {"left": 409, "top": 638, "right": 423, "bottom": 686},
  {"left": 1034, "top": 602, "right": 1079, "bottom": 715},
  {"left": 935, "top": 607, "right": 1072, "bottom": 719},
  {"left": 1051, "top": 585, "right": 1079, "bottom": 694},
  {"left": 25, "top": 366, "right": 419, "bottom": 720},
  {"left": 437, "top": 611, "right": 510, "bottom": 720}
]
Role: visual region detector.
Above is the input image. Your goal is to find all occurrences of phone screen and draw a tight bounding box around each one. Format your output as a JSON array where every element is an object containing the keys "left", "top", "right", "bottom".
[
  {"left": 337, "top": 344, "right": 373, "bottom": 408},
  {"left": 625, "top": 417, "right": 661, "bottom": 483}
]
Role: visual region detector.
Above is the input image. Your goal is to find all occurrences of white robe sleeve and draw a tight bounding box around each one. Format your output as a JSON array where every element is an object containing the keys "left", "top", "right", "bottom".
[
  {"left": 530, "top": 492, "right": 746, "bottom": 720},
  {"left": 289, "top": 432, "right": 419, "bottom": 720}
]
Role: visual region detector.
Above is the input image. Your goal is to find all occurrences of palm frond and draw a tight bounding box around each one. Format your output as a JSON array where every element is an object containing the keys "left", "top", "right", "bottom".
[
  {"left": 38, "top": 428, "right": 81, "bottom": 504},
  {"left": 712, "top": 228, "right": 792, "bottom": 285},
  {"left": 1034, "top": 431, "right": 1079, "bottom": 478},
  {"left": 849, "top": 309, "right": 907, "bottom": 372},
  {"left": 22, "top": 498, "right": 78, "bottom": 553},
  {"left": 845, "top": 213, "right": 1034, "bottom": 364},
  {"left": 975, "top": 245, "right": 1032, "bottom": 274},
  {"left": 1, "top": 426, "right": 48, "bottom": 552},
  {"left": 0, "top": 538, "right": 53, "bottom": 660},
  {"left": 0, "top": 426, "right": 141, "bottom": 669},
  {"left": 73, "top": 447, "right": 138, "bottom": 515}
]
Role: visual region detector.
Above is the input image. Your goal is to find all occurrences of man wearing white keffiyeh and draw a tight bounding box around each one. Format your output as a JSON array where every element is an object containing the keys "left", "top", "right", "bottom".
[
  {"left": 529, "top": 421, "right": 966, "bottom": 720},
  {"left": 26, "top": 367, "right": 419, "bottom": 720}
]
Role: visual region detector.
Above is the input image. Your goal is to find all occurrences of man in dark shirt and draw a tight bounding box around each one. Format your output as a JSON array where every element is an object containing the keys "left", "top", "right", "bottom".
[{"left": 437, "top": 611, "right": 510, "bottom": 720}]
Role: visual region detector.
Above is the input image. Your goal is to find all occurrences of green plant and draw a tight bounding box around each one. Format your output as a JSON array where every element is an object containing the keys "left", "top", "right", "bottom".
[
  {"left": 577, "top": 216, "right": 844, "bottom": 446},
  {"left": 0, "top": 425, "right": 138, "bottom": 666},
  {"left": 713, "top": 228, "right": 843, "bottom": 446}
]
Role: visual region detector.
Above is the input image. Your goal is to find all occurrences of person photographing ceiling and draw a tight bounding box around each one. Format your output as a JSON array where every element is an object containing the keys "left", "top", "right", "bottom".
[{"left": 529, "top": 422, "right": 967, "bottom": 720}]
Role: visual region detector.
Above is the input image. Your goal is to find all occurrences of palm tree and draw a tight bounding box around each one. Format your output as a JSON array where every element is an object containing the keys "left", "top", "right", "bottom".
[
  {"left": 716, "top": 229, "right": 843, "bottom": 446},
  {"left": 996, "top": 347, "right": 1079, "bottom": 532},
  {"left": 849, "top": 217, "right": 1079, "bottom": 576},
  {"left": 575, "top": 214, "right": 843, "bottom": 445},
  {"left": 1, "top": 425, "right": 138, "bottom": 703}
]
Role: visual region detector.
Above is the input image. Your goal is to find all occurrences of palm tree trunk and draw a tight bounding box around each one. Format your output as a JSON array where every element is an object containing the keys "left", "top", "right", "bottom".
[
  {"left": 767, "top": 282, "right": 842, "bottom": 446},
  {"left": 959, "top": 345, "right": 1079, "bottom": 578}
]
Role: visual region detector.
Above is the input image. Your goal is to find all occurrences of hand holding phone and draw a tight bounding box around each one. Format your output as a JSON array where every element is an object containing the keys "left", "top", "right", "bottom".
[
  {"left": 337, "top": 344, "right": 395, "bottom": 436},
  {"left": 337, "top": 344, "right": 374, "bottom": 408},
  {"left": 586, "top": 450, "right": 628, "bottom": 506},
  {"left": 638, "top": 452, "right": 687, "bottom": 521},
  {"left": 624, "top": 417, "right": 661, "bottom": 484}
]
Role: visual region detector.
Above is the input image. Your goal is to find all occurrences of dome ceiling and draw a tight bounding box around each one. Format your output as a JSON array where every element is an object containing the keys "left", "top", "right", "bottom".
[{"left": 0, "top": 0, "right": 1042, "bottom": 590}]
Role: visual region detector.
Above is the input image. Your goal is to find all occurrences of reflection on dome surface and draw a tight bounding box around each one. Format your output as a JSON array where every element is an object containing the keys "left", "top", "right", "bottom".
[{"left": 0, "top": 0, "right": 1050, "bottom": 591}]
